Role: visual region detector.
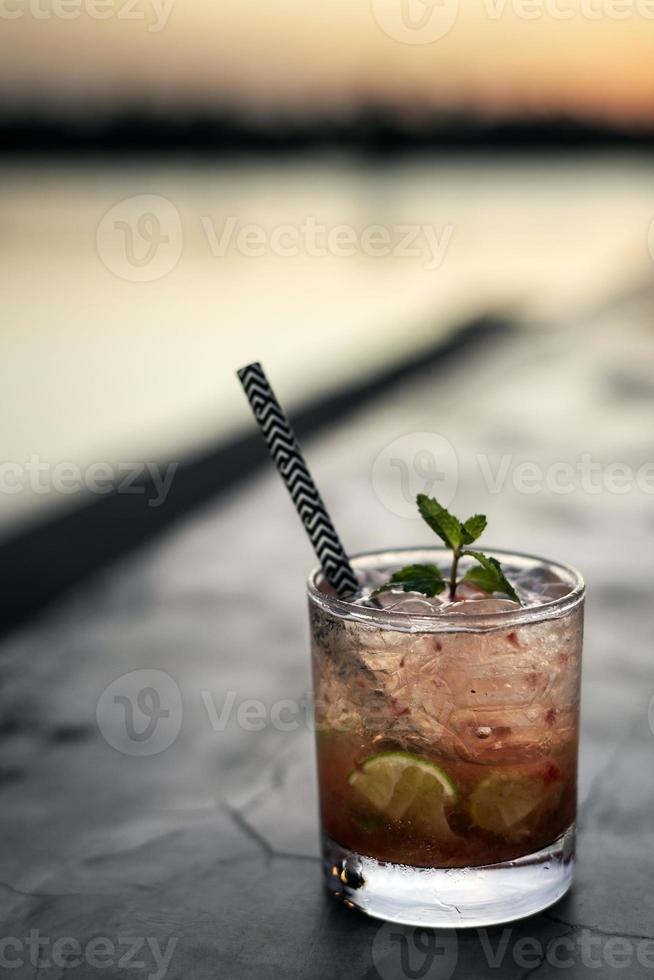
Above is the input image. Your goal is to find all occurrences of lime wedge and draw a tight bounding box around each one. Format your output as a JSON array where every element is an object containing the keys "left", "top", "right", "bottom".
[
  {"left": 348, "top": 751, "right": 458, "bottom": 838},
  {"left": 469, "top": 772, "right": 562, "bottom": 839}
]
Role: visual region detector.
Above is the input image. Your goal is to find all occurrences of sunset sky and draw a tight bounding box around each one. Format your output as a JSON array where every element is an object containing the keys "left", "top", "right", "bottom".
[{"left": 1, "top": 0, "right": 653, "bottom": 123}]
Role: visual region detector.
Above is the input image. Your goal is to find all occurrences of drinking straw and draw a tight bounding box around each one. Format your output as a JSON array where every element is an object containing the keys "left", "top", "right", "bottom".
[{"left": 237, "top": 362, "right": 359, "bottom": 599}]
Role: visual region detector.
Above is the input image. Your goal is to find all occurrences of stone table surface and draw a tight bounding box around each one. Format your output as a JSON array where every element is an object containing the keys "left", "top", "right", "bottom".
[{"left": 1, "top": 294, "right": 654, "bottom": 979}]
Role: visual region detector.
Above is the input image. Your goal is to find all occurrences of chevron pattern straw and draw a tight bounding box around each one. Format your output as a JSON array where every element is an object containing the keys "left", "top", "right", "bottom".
[{"left": 237, "top": 362, "right": 359, "bottom": 599}]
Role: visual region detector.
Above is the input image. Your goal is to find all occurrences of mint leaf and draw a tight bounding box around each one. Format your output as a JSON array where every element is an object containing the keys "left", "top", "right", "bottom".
[
  {"left": 462, "top": 551, "right": 520, "bottom": 603},
  {"left": 374, "top": 564, "right": 445, "bottom": 599},
  {"left": 417, "top": 495, "right": 464, "bottom": 552},
  {"left": 462, "top": 514, "right": 487, "bottom": 544},
  {"left": 407, "top": 496, "right": 518, "bottom": 603}
]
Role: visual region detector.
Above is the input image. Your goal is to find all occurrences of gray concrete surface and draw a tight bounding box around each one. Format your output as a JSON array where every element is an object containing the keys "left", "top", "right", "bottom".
[{"left": 1, "top": 291, "right": 654, "bottom": 978}]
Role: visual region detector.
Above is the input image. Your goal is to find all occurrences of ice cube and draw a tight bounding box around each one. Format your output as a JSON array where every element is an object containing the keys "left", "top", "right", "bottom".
[
  {"left": 522, "top": 564, "right": 564, "bottom": 585},
  {"left": 449, "top": 598, "right": 521, "bottom": 615},
  {"left": 365, "top": 589, "right": 405, "bottom": 610},
  {"left": 386, "top": 596, "right": 446, "bottom": 615},
  {"left": 453, "top": 581, "right": 488, "bottom": 601},
  {"left": 515, "top": 564, "right": 570, "bottom": 605},
  {"left": 358, "top": 589, "right": 445, "bottom": 615},
  {"left": 540, "top": 583, "right": 571, "bottom": 600}
]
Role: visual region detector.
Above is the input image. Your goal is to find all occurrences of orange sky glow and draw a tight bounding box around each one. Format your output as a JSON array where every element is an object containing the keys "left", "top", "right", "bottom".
[{"left": 1, "top": 0, "right": 653, "bottom": 123}]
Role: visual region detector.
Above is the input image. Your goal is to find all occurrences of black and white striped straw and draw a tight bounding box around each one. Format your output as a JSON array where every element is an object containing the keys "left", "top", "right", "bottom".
[{"left": 237, "top": 361, "right": 359, "bottom": 599}]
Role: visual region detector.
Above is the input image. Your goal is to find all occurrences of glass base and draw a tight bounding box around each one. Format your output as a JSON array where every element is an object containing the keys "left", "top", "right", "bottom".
[{"left": 322, "top": 825, "right": 575, "bottom": 928}]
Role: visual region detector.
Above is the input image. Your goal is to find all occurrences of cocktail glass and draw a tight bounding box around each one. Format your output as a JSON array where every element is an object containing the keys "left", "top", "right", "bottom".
[{"left": 308, "top": 547, "right": 584, "bottom": 927}]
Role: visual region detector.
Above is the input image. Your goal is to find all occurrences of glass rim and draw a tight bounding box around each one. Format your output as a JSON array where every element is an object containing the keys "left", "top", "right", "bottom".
[{"left": 307, "top": 546, "right": 585, "bottom": 632}]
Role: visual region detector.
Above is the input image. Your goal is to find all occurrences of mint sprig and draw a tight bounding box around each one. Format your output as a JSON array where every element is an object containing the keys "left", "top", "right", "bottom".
[{"left": 375, "top": 494, "right": 520, "bottom": 603}]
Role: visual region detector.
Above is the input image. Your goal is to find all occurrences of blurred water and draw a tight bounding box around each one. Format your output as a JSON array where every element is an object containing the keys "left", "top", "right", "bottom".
[{"left": 1, "top": 155, "right": 653, "bottom": 533}]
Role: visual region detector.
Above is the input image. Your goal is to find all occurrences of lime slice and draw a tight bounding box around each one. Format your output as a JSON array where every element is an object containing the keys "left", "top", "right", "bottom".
[
  {"left": 469, "top": 772, "right": 562, "bottom": 839},
  {"left": 348, "top": 751, "right": 458, "bottom": 838}
]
